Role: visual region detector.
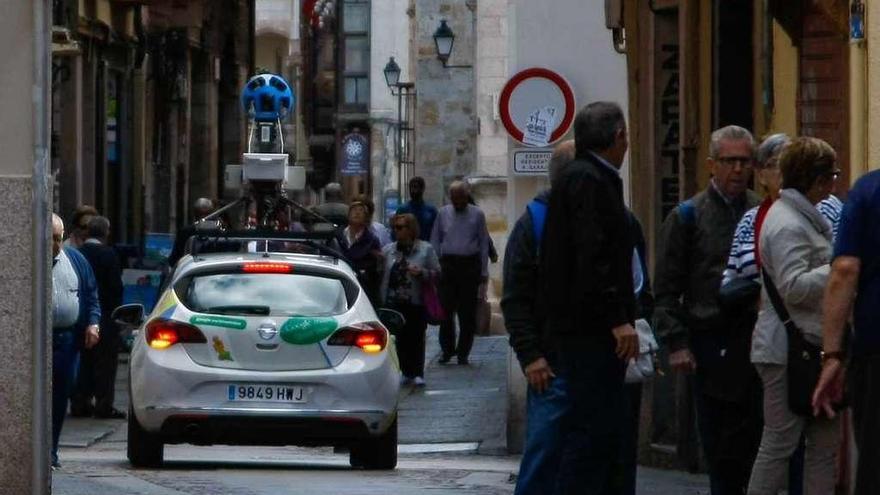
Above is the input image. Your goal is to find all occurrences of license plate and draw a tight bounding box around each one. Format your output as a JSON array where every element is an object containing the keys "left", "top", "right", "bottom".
[{"left": 227, "top": 384, "right": 307, "bottom": 403}]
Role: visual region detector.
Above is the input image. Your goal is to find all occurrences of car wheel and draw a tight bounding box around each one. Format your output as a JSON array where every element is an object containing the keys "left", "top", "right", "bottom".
[
  {"left": 127, "top": 404, "right": 164, "bottom": 468},
  {"left": 349, "top": 417, "right": 398, "bottom": 470}
]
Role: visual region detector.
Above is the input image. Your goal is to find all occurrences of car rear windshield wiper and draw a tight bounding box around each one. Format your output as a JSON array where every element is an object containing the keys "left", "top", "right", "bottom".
[{"left": 205, "top": 305, "right": 271, "bottom": 315}]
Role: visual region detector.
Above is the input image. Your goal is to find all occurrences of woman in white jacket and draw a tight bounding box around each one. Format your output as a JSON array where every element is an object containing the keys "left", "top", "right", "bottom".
[{"left": 748, "top": 137, "right": 841, "bottom": 495}]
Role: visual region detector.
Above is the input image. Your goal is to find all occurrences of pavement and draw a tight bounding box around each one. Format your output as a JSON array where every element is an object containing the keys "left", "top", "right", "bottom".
[{"left": 53, "top": 329, "right": 710, "bottom": 494}]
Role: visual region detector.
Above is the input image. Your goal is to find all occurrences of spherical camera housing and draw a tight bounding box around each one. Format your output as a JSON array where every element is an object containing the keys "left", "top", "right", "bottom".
[{"left": 241, "top": 74, "right": 295, "bottom": 123}]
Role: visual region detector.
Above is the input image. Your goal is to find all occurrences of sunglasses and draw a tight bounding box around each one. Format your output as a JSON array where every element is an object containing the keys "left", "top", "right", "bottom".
[{"left": 393, "top": 224, "right": 408, "bottom": 231}]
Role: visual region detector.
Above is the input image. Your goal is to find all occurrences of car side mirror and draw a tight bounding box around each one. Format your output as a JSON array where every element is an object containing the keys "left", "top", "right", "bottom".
[
  {"left": 111, "top": 304, "right": 145, "bottom": 329},
  {"left": 377, "top": 308, "right": 406, "bottom": 333}
]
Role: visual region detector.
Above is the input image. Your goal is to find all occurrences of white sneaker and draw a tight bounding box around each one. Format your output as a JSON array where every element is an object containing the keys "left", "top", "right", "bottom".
[{"left": 413, "top": 376, "right": 426, "bottom": 387}]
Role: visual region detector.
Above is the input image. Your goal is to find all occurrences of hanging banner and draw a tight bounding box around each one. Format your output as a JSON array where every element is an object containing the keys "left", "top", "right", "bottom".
[{"left": 340, "top": 132, "right": 369, "bottom": 176}]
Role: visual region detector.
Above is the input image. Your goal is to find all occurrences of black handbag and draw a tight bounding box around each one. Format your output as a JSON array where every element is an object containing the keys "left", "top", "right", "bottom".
[
  {"left": 761, "top": 269, "right": 822, "bottom": 417},
  {"left": 718, "top": 277, "right": 762, "bottom": 312}
]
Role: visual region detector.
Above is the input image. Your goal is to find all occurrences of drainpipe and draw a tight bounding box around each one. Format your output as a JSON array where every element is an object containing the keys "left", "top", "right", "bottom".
[{"left": 32, "top": 0, "right": 51, "bottom": 492}]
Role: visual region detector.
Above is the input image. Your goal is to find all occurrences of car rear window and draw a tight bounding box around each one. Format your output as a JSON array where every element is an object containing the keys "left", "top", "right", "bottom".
[{"left": 175, "top": 272, "right": 351, "bottom": 317}]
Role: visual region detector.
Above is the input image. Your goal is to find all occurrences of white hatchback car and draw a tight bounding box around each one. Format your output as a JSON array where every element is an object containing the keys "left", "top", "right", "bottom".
[{"left": 114, "top": 243, "right": 402, "bottom": 470}]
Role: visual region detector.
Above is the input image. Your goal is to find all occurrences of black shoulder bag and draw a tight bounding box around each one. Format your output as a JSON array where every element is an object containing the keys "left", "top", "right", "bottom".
[{"left": 761, "top": 268, "right": 822, "bottom": 417}]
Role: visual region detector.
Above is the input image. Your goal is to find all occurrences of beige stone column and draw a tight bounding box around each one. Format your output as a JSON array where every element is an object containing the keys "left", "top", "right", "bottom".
[{"left": 0, "top": 0, "right": 52, "bottom": 493}]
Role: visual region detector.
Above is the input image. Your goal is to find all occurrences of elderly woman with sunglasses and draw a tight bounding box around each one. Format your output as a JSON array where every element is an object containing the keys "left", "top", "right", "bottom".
[
  {"left": 746, "top": 137, "right": 842, "bottom": 495},
  {"left": 379, "top": 213, "right": 441, "bottom": 387}
]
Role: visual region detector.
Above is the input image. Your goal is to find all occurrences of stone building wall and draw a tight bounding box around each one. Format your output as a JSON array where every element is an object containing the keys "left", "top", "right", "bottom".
[{"left": 412, "top": 0, "right": 477, "bottom": 206}]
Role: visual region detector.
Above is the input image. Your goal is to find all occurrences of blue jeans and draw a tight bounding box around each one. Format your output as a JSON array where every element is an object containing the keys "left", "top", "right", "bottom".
[
  {"left": 52, "top": 330, "right": 80, "bottom": 464},
  {"left": 515, "top": 376, "right": 570, "bottom": 495},
  {"left": 553, "top": 334, "right": 626, "bottom": 495}
]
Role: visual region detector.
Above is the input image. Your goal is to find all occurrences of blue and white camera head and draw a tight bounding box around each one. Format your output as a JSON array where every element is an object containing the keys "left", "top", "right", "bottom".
[{"left": 241, "top": 73, "right": 295, "bottom": 123}]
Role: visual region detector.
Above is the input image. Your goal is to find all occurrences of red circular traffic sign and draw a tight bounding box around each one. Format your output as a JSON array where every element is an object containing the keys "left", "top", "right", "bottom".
[{"left": 499, "top": 68, "right": 576, "bottom": 145}]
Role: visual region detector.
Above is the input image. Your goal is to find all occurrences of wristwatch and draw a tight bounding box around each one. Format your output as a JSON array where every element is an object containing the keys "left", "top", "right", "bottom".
[{"left": 820, "top": 350, "right": 844, "bottom": 364}]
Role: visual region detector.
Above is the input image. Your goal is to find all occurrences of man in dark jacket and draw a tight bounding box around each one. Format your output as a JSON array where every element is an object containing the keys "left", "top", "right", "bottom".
[
  {"left": 51, "top": 213, "right": 100, "bottom": 468},
  {"left": 71, "top": 216, "right": 125, "bottom": 419},
  {"left": 396, "top": 176, "right": 438, "bottom": 242},
  {"left": 654, "top": 125, "right": 762, "bottom": 494},
  {"left": 537, "top": 102, "right": 639, "bottom": 493},
  {"left": 503, "top": 140, "right": 574, "bottom": 494}
]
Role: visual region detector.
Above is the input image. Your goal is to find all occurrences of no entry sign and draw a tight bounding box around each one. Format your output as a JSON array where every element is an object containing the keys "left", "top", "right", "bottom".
[{"left": 499, "top": 68, "right": 575, "bottom": 147}]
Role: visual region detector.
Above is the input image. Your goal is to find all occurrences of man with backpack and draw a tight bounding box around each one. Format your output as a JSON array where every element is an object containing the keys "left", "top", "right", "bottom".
[
  {"left": 503, "top": 140, "right": 575, "bottom": 494},
  {"left": 654, "top": 125, "right": 762, "bottom": 494}
]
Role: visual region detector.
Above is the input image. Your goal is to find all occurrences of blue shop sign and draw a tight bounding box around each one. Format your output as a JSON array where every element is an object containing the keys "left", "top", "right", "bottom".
[{"left": 340, "top": 133, "right": 369, "bottom": 176}]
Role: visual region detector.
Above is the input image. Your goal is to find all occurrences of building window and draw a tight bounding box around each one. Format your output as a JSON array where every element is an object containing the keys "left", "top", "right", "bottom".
[
  {"left": 344, "top": 76, "right": 369, "bottom": 105},
  {"left": 345, "top": 36, "right": 369, "bottom": 72},
  {"left": 341, "top": 0, "right": 369, "bottom": 110},
  {"left": 343, "top": 1, "right": 369, "bottom": 33}
]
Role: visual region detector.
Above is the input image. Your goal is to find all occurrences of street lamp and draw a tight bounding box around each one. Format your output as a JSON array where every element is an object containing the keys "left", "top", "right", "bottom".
[
  {"left": 383, "top": 57, "right": 416, "bottom": 201},
  {"left": 383, "top": 57, "right": 401, "bottom": 89},
  {"left": 432, "top": 19, "right": 472, "bottom": 69}
]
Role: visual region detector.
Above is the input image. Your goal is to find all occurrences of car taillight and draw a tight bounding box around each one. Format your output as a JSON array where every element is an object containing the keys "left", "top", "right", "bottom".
[
  {"left": 145, "top": 319, "right": 207, "bottom": 350},
  {"left": 242, "top": 262, "right": 292, "bottom": 274},
  {"left": 327, "top": 323, "right": 388, "bottom": 353}
]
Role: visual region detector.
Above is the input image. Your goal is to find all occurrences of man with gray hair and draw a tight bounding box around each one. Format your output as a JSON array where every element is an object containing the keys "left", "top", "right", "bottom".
[
  {"left": 431, "top": 180, "right": 490, "bottom": 365},
  {"left": 51, "top": 213, "right": 100, "bottom": 468},
  {"left": 70, "top": 216, "right": 125, "bottom": 419},
  {"left": 655, "top": 124, "right": 762, "bottom": 493},
  {"left": 537, "top": 102, "right": 639, "bottom": 493}
]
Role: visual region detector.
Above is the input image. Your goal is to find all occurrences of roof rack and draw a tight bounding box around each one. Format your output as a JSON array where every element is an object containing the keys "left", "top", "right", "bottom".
[{"left": 186, "top": 228, "right": 348, "bottom": 263}]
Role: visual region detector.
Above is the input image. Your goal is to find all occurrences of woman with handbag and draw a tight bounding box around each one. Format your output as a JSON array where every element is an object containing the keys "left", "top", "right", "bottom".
[
  {"left": 380, "top": 213, "right": 441, "bottom": 387},
  {"left": 747, "top": 137, "right": 842, "bottom": 495}
]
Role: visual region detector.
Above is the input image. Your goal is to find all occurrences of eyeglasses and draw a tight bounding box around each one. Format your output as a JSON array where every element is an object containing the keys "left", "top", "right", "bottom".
[
  {"left": 393, "top": 224, "right": 408, "bottom": 231},
  {"left": 716, "top": 156, "right": 755, "bottom": 168}
]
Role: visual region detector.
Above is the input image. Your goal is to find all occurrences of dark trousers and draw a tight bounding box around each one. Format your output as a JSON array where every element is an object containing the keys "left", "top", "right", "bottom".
[
  {"left": 615, "top": 383, "right": 642, "bottom": 495},
  {"left": 554, "top": 333, "right": 627, "bottom": 495},
  {"left": 72, "top": 323, "right": 121, "bottom": 415},
  {"left": 694, "top": 388, "right": 763, "bottom": 495},
  {"left": 438, "top": 255, "right": 481, "bottom": 360},
  {"left": 52, "top": 330, "right": 80, "bottom": 464},
  {"left": 390, "top": 302, "right": 428, "bottom": 378},
  {"left": 850, "top": 354, "right": 880, "bottom": 495}
]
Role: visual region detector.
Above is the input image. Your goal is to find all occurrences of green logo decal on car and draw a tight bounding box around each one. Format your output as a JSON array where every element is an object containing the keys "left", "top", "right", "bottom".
[
  {"left": 280, "top": 317, "right": 338, "bottom": 345},
  {"left": 190, "top": 315, "right": 247, "bottom": 330}
]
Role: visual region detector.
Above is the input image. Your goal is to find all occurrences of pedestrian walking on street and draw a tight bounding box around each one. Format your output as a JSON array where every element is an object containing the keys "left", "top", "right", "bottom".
[
  {"left": 430, "top": 180, "right": 490, "bottom": 365},
  {"left": 397, "top": 176, "right": 438, "bottom": 242},
  {"left": 503, "top": 140, "right": 575, "bottom": 495},
  {"left": 51, "top": 213, "right": 101, "bottom": 469},
  {"left": 64, "top": 205, "right": 98, "bottom": 248},
  {"left": 339, "top": 200, "right": 383, "bottom": 306},
  {"left": 312, "top": 182, "right": 350, "bottom": 230},
  {"left": 813, "top": 169, "right": 880, "bottom": 495},
  {"left": 354, "top": 194, "right": 392, "bottom": 247},
  {"left": 537, "top": 102, "right": 639, "bottom": 494},
  {"left": 380, "top": 213, "right": 440, "bottom": 387},
  {"left": 655, "top": 125, "right": 762, "bottom": 494},
  {"left": 70, "top": 216, "right": 126, "bottom": 419},
  {"left": 747, "top": 137, "right": 841, "bottom": 495}
]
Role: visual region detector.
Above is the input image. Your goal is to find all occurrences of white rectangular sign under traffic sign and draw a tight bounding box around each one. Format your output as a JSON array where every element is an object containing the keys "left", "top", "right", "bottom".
[{"left": 513, "top": 148, "right": 553, "bottom": 175}]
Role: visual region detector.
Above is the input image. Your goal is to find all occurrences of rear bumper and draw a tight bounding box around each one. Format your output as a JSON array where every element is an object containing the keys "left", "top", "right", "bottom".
[
  {"left": 156, "top": 410, "right": 388, "bottom": 446},
  {"left": 130, "top": 342, "right": 400, "bottom": 444}
]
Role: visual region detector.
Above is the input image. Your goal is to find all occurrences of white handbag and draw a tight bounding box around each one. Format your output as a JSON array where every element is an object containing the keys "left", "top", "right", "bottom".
[{"left": 625, "top": 318, "right": 659, "bottom": 384}]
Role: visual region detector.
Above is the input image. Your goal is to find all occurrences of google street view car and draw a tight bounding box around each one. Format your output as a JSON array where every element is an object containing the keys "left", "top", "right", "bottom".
[{"left": 114, "top": 231, "right": 403, "bottom": 470}]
